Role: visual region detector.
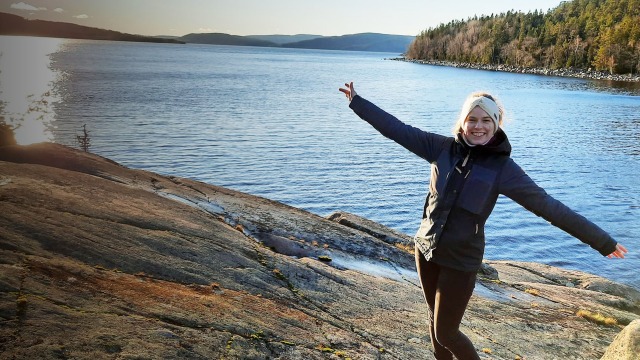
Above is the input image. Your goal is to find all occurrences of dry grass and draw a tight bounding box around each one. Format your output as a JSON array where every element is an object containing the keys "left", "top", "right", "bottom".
[
  {"left": 394, "top": 242, "right": 414, "bottom": 254},
  {"left": 525, "top": 288, "right": 540, "bottom": 296},
  {"left": 316, "top": 345, "right": 334, "bottom": 353},
  {"left": 576, "top": 309, "right": 618, "bottom": 326}
]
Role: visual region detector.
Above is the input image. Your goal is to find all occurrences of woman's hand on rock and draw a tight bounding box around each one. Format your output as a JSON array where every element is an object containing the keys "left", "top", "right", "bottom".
[{"left": 339, "top": 82, "right": 357, "bottom": 102}]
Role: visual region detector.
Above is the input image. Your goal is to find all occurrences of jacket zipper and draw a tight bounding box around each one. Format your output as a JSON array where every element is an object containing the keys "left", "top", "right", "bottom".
[{"left": 462, "top": 152, "right": 470, "bottom": 167}]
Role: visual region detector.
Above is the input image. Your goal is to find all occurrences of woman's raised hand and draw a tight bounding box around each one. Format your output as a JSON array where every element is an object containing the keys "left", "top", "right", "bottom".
[
  {"left": 607, "top": 243, "right": 628, "bottom": 259},
  {"left": 339, "top": 81, "right": 357, "bottom": 102}
]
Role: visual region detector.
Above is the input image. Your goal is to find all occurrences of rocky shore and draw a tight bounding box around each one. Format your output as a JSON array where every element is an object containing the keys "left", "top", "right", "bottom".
[
  {"left": 389, "top": 57, "right": 640, "bottom": 83},
  {"left": 1, "top": 143, "right": 639, "bottom": 359}
]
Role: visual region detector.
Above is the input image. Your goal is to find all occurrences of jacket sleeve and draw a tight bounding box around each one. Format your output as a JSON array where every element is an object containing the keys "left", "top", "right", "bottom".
[
  {"left": 349, "top": 95, "right": 449, "bottom": 163},
  {"left": 498, "top": 159, "right": 617, "bottom": 256}
]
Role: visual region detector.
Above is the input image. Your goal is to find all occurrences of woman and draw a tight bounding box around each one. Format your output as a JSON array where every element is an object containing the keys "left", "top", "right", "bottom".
[{"left": 338, "top": 82, "right": 628, "bottom": 359}]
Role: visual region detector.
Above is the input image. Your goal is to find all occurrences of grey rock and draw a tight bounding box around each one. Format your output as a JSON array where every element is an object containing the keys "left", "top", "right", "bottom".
[{"left": 0, "top": 143, "right": 638, "bottom": 360}]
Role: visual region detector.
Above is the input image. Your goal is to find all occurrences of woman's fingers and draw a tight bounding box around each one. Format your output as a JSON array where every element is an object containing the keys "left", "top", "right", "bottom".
[
  {"left": 608, "top": 244, "right": 628, "bottom": 259},
  {"left": 618, "top": 244, "right": 628, "bottom": 253},
  {"left": 616, "top": 244, "right": 628, "bottom": 258},
  {"left": 339, "top": 81, "right": 357, "bottom": 102},
  {"left": 339, "top": 82, "right": 354, "bottom": 101}
]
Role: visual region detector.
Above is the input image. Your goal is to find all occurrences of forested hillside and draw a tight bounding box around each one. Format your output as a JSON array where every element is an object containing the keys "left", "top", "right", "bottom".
[{"left": 406, "top": 0, "right": 640, "bottom": 74}]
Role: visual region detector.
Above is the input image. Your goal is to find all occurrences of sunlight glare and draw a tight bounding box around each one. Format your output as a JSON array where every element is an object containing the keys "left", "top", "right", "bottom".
[{"left": 0, "top": 36, "right": 64, "bottom": 145}]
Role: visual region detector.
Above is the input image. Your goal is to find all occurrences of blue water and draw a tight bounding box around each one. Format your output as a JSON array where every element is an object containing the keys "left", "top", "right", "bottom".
[{"left": 1, "top": 36, "right": 639, "bottom": 290}]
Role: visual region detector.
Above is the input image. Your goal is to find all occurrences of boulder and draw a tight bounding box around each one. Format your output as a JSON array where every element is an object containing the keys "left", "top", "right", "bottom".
[{"left": 601, "top": 319, "right": 640, "bottom": 360}]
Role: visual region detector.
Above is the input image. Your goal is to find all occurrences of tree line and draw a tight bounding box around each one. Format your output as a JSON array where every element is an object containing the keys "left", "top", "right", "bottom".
[{"left": 406, "top": 0, "right": 640, "bottom": 74}]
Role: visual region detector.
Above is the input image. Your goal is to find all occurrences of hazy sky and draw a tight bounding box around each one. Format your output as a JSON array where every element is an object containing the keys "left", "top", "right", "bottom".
[{"left": 3, "top": 0, "right": 564, "bottom": 37}]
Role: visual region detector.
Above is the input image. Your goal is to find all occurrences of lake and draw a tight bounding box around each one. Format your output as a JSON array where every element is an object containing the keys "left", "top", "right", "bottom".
[{"left": 1, "top": 35, "right": 639, "bottom": 290}]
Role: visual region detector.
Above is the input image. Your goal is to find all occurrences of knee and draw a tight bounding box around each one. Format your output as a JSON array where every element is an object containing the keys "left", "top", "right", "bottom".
[{"left": 434, "top": 327, "right": 459, "bottom": 349}]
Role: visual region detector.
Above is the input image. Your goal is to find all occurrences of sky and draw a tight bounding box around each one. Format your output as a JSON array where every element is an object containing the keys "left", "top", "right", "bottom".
[{"left": 2, "top": 0, "right": 565, "bottom": 37}]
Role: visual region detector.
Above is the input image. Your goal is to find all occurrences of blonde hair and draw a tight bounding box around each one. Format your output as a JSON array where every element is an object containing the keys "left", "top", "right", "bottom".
[{"left": 452, "top": 91, "right": 505, "bottom": 135}]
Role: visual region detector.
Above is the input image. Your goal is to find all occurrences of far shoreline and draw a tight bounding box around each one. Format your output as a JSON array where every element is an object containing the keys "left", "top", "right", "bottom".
[{"left": 389, "top": 57, "right": 640, "bottom": 84}]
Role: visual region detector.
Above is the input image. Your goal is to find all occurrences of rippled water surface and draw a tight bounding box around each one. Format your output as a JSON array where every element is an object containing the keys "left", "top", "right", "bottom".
[{"left": 1, "top": 36, "right": 639, "bottom": 289}]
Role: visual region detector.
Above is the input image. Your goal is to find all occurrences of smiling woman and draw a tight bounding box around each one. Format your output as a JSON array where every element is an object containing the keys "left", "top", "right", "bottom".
[
  {"left": 0, "top": 36, "right": 64, "bottom": 145},
  {"left": 453, "top": 92, "right": 503, "bottom": 146},
  {"left": 339, "top": 81, "right": 628, "bottom": 359}
]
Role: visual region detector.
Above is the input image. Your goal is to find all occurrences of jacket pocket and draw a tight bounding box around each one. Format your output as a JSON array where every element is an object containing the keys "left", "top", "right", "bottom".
[{"left": 458, "top": 166, "right": 497, "bottom": 215}]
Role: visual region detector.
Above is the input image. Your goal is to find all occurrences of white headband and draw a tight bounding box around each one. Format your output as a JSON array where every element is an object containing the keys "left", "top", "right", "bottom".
[{"left": 458, "top": 95, "right": 501, "bottom": 133}]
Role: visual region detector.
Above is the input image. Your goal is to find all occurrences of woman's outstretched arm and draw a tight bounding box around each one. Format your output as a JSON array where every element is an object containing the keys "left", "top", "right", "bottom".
[
  {"left": 338, "top": 81, "right": 449, "bottom": 163},
  {"left": 499, "top": 159, "right": 627, "bottom": 259}
]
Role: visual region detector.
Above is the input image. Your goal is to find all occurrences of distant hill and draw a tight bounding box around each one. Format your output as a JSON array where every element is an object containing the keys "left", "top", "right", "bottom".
[
  {"left": 0, "top": 11, "right": 413, "bottom": 53},
  {"left": 284, "top": 33, "right": 415, "bottom": 53},
  {"left": 178, "top": 32, "right": 414, "bottom": 53},
  {"left": 178, "top": 33, "right": 279, "bottom": 47},
  {"left": 152, "top": 35, "right": 181, "bottom": 40},
  {"left": 0, "top": 12, "right": 183, "bottom": 44},
  {"left": 247, "top": 34, "right": 323, "bottom": 45}
]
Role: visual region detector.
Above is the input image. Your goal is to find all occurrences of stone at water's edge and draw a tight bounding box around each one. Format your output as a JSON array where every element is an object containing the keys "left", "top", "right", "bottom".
[
  {"left": 0, "top": 143, "right": 639, "bottom": 360},
  {"left": 391, "top": 58, "right": 640, "bottom": 83},
  {"left": 601, "top": 320, "right": 640, "bottom": 360}
]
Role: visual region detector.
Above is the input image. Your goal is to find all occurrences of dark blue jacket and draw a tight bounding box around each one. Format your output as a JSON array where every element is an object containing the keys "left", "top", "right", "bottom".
[{"left": 349, "top": 95, "right": 617, "bottom": 272}]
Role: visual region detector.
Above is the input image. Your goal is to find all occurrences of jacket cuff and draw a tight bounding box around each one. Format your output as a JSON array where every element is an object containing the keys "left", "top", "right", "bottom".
[
  {"left": 348, "top": 94, "right": 363, "bottom": 110},
  {"left": 598, "top": 239, "right": 617, "bottom": 257}
]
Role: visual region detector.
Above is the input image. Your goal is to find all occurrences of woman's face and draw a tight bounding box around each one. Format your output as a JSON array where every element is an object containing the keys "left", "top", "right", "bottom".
[{"left": 462, "top": 106, "right": 496, "bottom": 145}]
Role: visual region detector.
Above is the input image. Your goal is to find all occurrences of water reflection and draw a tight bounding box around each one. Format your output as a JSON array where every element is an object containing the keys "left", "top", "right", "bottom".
[
  {"left": 521, "top": 75, "right": 640, "bottom": 96},
  {"left": 0, "top": 36, "right": 64, "bottom": 145},
  {"left": 585, "top": 79, "right": 640, "bottom": 96}
]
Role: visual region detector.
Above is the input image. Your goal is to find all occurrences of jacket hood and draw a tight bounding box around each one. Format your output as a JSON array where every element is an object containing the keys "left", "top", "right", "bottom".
[{"left": 456, "top": 128, "right": 511, "bottom": 156}]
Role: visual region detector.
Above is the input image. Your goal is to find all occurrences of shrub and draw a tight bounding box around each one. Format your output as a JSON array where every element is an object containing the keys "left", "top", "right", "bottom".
[
  {"left": 0, "top": 121, "right": 17, "bottom": 146},
  {"left": 76, "top": 124, "right": 91, "bottom": 152}
]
